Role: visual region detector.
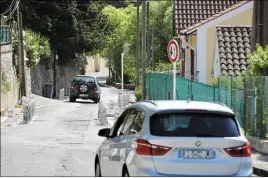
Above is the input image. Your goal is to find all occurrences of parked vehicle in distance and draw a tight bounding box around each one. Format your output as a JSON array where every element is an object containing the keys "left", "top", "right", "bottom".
[
  {"left": 69, "top": 75, "right": 101, "bottom": 103},
  {"left": 94, "top": 100, "right": 252, "bottom": 177}
]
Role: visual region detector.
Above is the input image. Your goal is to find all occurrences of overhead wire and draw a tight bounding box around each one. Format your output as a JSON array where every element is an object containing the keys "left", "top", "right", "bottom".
[
  {"left": 1, "top": 0, "right": 16, "bottom": 15},
  {"left": 27, "top": 0, "right": 92, "bottom": 6},
  {"left": 5, "top": 0, "right": 19, "bottom": 22}
]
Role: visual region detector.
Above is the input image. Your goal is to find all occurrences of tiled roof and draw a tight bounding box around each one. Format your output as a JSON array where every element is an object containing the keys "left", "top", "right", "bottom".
[
  {"left": 173, "top": 0, "right": 243, "bottom": 36},
  {"left": 180, "top": 1, "right": 251, "bottom": 35},
  {"left": 216, "top": 26, "right": 251, "bottom": 76}
]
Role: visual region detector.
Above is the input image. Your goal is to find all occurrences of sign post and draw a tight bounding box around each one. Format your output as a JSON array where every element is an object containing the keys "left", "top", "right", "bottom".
[
  {"left": 167, "top": 39, "right": 179, "bottom": 100},
  {"left": 121, "top": 53, "right": 124, "bottom": 109}
]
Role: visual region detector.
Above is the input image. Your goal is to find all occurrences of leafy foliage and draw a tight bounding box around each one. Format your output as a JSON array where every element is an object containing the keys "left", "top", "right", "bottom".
[
  {"left": 134, "top": 85, "right": 142, "bottom": 101},
  {"left": 148, "top": 62, "right": 180, "bottom": 73},
  {"left": 1, "top": 72, "right": 11, "bottom": 93},
  {"left": 18, "top": 0, "right": 112, "bottom": 65},
  {"left": 0, "top": 72, "right": 18, "bottom": 93},
  {"left": 149, "top": 0, "right": 173, "bottom": 64},
  {"left": 23, "top": 30, "right": 52, "bottom": 67},
  {"left": 209, "top": 76, "right": 245, "bottom": 89},
  {"left": 102, "top": 4, "right": 136, "bottom": 83},
  {"left": 101, "top": 1, "right": 173, "bottom": 83},
  {"left": 247, "top": 44, "right": 268, "bottom": 75}
]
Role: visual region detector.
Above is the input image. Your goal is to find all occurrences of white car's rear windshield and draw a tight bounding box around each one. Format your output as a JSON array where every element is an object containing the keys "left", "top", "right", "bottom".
[{"left": 150, "top": 113, "right": 240, "bottom": 137}]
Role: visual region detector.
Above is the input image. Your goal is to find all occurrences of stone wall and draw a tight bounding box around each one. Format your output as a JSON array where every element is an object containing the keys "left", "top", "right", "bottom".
[
  {"left": 0, "top": 44, "right": 19, "bottom": 113},
  {"left": 30, "top": 62, "right": 81, "bottom": 97}
]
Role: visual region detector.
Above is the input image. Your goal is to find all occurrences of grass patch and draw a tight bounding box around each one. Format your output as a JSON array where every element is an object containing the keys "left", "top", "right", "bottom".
[{"left": 0, "top": 109, "right": 7, "bottom": 117}]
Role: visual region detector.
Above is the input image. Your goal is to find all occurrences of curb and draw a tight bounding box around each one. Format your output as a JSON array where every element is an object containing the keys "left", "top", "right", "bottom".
[{"left": 253, "top": 167, "right": 268, "bottom": 177}]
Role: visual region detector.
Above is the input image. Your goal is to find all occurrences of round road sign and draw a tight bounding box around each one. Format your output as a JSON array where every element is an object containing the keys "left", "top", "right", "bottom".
[{"left": 167, "top": 39, "right": 179, "bottom": 63}]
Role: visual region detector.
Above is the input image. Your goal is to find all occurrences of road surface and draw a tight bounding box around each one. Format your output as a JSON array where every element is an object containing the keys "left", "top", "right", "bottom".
[
  {"left": 0, "top": 84, "right": 261, "bottom": 176},
  {"left": 1, "top": 86, "right": 118, "bottom": 176}
]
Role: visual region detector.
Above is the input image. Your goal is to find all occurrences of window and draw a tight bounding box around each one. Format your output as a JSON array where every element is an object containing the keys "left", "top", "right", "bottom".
[
  {"left": 109, "top": 109, "right": 130, "bottom": 138},
  {"left": 130, "top": 109, "right": 145, "bottom": 134},
  {"left": 121, "top": 109, "right": 138, "bottom": 135},
  {"left": 150, "top": 113, "right": 240, "bottom": 137},
  {"left": 73, "top": 76, "right": 95, "bottom": 83}
]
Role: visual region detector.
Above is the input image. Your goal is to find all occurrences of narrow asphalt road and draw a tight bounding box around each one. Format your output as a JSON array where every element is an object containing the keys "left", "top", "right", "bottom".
[{"left": 1, "top": 86, "right": 118, "bottom": 176}]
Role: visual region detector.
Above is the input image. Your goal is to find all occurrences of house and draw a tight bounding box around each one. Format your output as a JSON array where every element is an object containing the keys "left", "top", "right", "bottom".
[{"left": 173, "top": 0, "right": 253, "bottom": 83}]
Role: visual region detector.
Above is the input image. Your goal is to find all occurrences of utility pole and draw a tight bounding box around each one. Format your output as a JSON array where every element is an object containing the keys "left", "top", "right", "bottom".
[
  {"left": 53, "top": 50, "right": 57, "bottom": 98},
  {"left": 146, "top": 1, "right": 150, "bottom": 68},
  {"left": 151, "top": 28, "right": 155, "bottom": 70},
  {"left": 17, "top": 1, "right": 26, "bottom": 100},
  {"left": 136, "top": 0, "right": 140, "bottom": 87},
  {"left": 141, "top": 0, "right": 146, "bottom": 100}
]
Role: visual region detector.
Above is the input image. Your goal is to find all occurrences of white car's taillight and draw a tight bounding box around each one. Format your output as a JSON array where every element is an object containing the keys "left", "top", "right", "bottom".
[
  {"left": 224, "top": 142, "right": 251, "bottom": 157},
  {"left": 135, "top": 139, "right": 172, "bottom": 156}
]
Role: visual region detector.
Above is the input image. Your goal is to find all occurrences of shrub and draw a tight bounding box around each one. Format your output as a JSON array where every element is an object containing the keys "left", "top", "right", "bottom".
[{"left": 134, "top": 85, "right": 142, "bottom": 101}]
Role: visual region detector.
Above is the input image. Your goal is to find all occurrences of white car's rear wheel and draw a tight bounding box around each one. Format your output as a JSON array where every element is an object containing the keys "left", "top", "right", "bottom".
[
  {"left": 123, "top": 168, "right": 129, "bottom": 177},
  {"left": 95, "top": 160, "right": 101, "bottom": 177}
]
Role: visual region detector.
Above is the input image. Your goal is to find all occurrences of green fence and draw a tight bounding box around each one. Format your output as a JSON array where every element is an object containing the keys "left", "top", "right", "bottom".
[
  {"left": 146, "top": 73, "right": 268, "bottom": 139},
  {"left": 0, "top": 26, "right": 11, "bottom": 45}
]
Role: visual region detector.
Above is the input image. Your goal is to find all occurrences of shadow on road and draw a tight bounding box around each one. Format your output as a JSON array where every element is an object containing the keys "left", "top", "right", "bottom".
[{"left": 64, "top": 100, "right": 97, "bottom": 104}]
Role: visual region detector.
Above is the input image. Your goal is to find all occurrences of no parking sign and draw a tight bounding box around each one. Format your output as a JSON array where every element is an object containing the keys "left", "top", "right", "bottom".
[{"left": 167, "top": 39, "right": 180, "bottom": 100}]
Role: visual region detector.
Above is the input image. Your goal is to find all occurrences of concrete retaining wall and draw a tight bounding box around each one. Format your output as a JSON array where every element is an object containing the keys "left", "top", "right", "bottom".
[
  {"left": 247, "top": 136, "right": 268, "bottom": 154},
  {"left": 30, "top": 62, "right": 80, "bottom": 98}
]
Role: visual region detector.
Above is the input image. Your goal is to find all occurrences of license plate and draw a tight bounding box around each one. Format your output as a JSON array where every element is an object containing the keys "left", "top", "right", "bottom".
[
  {"left": 79, "top": 94, "right": 88, "bottom": 97},
  {"left": 178, "top": 149, "right": 216, "bottom": 159}
]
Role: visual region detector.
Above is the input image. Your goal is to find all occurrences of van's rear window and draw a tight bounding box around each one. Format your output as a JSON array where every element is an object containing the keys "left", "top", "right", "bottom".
[
  {"left": 73, "top": 76, "right": 95, "bottom": 83},
  {"left": 150, "top": 113, "right": 240, "bottom": 137}
]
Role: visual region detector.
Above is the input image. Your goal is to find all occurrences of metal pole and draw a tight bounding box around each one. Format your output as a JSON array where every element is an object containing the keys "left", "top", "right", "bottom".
[
  {"left": 121, "top": 53, "right": 124, "bottom": 109},
  {"left": 136, "top": 0, "right": 140, "bottom": 86},
  {"left": 109, "top": 45, "right": 111, "bottom": 79},
  {"left": 173, "top": 62, "right": 176, "bottom": 100},
  {"left": 230, "top": 76, "right": 233, "bottom": 108},
  {"left": 141, "top": 0, "right": 146, "bottom": 100}
]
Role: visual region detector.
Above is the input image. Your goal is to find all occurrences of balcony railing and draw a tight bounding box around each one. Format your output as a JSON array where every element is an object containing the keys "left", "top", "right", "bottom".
[{"left": 0, "top": 26, "right": 11, "bottom": 45}]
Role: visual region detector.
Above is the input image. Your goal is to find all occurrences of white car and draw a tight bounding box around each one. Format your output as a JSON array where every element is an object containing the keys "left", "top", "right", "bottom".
[{"left": 95, "top": 100, "right": 252, "bottom": 177}]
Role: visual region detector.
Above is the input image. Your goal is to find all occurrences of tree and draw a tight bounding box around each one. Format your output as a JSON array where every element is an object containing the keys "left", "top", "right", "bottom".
[
  {"left": 247, "top": 44, "right": 268, "bottom": 139},
  {"left": 247, "top": 44, "right": 268, "bottom": 75},
  {"left": 149, "top": 0, "right": 173, "bottom": 64},
  {"left": 101, "top": 4, "right": 136, "bottom": 83},
  {"left": 101, "top": 1, "right": 173, "bottom": 83},
  {"left": 16, "top": 0, "right": 112, "bottom": 65}
]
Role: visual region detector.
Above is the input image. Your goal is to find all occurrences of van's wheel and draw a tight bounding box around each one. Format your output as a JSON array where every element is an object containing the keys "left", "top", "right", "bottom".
[
  {"left": 123, "top": 167, "right": 129, "bottom": 177},
  {"left": 69, "top": 96, "right": 76, "bottom": 102},
  {"left": 95, "top": 159, "right": 101, "bottom": 177},
  {"left": 94, "top": 97, "right": 100, "bottom": 104}
]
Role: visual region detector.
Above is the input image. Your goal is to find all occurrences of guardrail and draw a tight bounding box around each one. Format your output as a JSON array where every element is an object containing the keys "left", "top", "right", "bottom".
[{"left": 22, "top": 94, "right": 35, "bottom": 123}]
